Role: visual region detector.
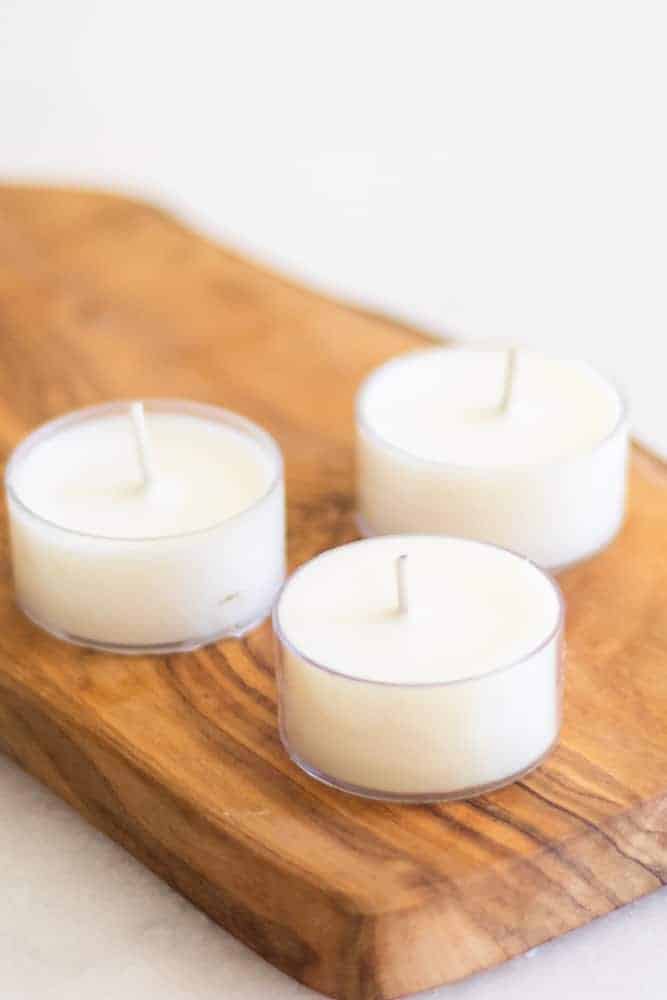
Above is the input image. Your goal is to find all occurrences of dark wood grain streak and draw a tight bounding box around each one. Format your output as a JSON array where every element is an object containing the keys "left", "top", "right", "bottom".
[{"left": 0, "top": 186, "right": 666, "bottom": 999}]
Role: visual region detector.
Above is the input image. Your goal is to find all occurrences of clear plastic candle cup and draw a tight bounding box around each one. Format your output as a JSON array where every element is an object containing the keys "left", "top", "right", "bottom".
[
  {"left": 274, "top": 535, "right": 565, "bottom": 802},
  {"left": 5, "top": 400, "right": 285, "bottom": 653},
  {"left": 357, "top": 348, "right": 629, "bottom": 570}
]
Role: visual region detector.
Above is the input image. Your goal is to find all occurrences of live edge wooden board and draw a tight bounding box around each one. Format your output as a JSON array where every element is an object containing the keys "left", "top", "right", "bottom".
[{"left": 0, "top": 187, "right": 666, "bottom": 1000}]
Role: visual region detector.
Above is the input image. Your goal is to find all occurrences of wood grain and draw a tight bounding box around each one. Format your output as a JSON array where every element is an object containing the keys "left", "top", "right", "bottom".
[{"left": 0, "top": 186, "right": 666, "bottom": 1000}]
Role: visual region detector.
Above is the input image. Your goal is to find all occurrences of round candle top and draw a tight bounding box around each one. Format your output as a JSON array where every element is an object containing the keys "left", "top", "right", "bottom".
[
  {"left": 275, "top": 536, "right": 562, "bottom": 685},
  {"left": 358, "top": 348, "right": 624, "bottom": 466},
  {"left": 8, "top": 404, "right": 278, "bottom": 539}
]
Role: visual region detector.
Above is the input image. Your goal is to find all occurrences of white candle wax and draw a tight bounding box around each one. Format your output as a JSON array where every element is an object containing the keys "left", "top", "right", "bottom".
[
  {"left": 275, "top": 536, "right": 564, "bottom": 801},
  {"left": 5, "top": 400, "right": 285, "bottom": 652},
  {"left": 357, "top": 348, "right": 628, "bottom": 569}
]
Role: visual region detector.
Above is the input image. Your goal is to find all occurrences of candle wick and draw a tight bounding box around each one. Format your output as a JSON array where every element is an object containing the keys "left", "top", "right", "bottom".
[
  {"left": 499, "top": 348, "right": 517, "bottom": 414},
  {"left": 130, "top": 401, "right": 155, "bottom": 488},
  {"left": 396, "top": 554, "right": 409, "bottom": 616}
]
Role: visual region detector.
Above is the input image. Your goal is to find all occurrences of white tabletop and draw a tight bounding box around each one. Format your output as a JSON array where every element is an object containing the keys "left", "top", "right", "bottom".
[{"left": 1, "top": 2, "right": 666, "bottom": 998}]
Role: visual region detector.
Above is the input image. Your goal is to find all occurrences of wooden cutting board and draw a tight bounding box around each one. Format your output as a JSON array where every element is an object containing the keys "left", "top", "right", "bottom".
[{"left": 1, "top": 186, "right": 666, "bottom": 1000}]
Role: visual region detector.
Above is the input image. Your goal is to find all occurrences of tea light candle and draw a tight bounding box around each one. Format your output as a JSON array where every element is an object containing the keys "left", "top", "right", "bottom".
[
  {"left": 357, "top": 348, "right": 629, "bottom": 569},
  {"left": 5, "top": 400, "right": 285, "bottom": 653},
  {"left": 274, "top": 535, "right": 564, "bottom": 802}
]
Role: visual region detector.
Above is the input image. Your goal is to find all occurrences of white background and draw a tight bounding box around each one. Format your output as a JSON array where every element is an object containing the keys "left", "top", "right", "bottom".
[{"left": 1, "top": 2, "right": 666, "bottom": 998}]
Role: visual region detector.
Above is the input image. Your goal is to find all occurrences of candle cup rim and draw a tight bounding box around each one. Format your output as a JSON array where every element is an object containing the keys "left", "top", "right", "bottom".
[
  {"left": 4, "top": 398, "right": 284, "bottom": 543},
  {"left": 356, "top": 346, "right": 629, "bottom": 471},
  {"left": 272, "top": 534, "right": 565, "bottom": 689}
]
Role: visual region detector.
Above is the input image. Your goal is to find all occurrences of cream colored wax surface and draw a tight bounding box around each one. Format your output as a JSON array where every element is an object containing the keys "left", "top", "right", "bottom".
[
  {"left": 11, "top": 411, "right": 272, "bottom": 537},
  {"left": 357, "top": 348, "right": 628, "bottom": 569},
  {"left": 275, "top": 536, "right": 564, "bottom": 800},
  {"left": 6, "top": 402, "right": 285, "bottom": 651},
  {"left": 362, "top": 349, "right": 621, "bottom": 465},
  {"left": 277, "top": 535, "right": 559, "bottom": 683}
]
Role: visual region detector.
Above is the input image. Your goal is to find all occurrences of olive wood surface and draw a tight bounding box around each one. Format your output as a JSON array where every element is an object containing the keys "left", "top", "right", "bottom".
[{"left": 0, "top": 187, "right": 665, "bottom": 1000}]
